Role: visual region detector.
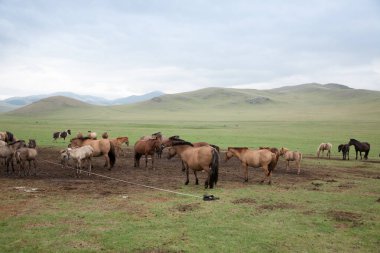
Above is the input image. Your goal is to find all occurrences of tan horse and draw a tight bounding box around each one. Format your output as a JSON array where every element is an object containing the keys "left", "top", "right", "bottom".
[
  {"left": 317, "top": 143, "right": 332, "bottom": 159},
  {"left": 0, "top": 131, "right": 16, "bottom": 143},
  {"left": 167, "top": 140, "right": 219, "bottom": 189},
  {"left": 70, "top": 137, "right": 116, "bottom": 169},
  {"left": 110, "top": 136, "right": 130, "bottom": 157},
  {"left": 225, "top": 147, "right": 277, "bottom": 184},
  {"left": 134, "top": 137, "right": 161, "bottom": 169},
  {"left": 279, "top": 147, "right": 302, "bottom": 174}
]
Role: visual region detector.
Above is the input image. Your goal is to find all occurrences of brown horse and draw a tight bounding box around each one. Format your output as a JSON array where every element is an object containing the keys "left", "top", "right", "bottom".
[
  {"left": 70, "top": 137, "right": 116, "bottom": 169},
  {"left": 134, "top": 137, "right": 161, "bottom": 169},
  {"left": 110, "top": 136, "right": 130, "bottom": 157},
  {"left": 225, "top": 147, "right": 277, "bottom": 184},
  {"left": 279, "top": 147, "right": 302, "bottom": 174},
  {"left": 167, "top": 140, "right": 219, "bottom": 189}
]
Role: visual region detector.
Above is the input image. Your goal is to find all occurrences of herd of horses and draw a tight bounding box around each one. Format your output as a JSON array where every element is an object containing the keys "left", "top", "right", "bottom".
[{"left": 0, "top": 129, "right": 375, "bottom": 189}]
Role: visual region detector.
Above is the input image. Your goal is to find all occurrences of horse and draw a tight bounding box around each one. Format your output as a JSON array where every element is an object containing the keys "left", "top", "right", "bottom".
[
  {"left": 0, "top": 131, "right": 16, "bottom": 143},
  {"left": 110, "top": 136, "right": 130, "bottom": 157},
  {"left": 0, "top": 140, "right": 27, "bottom": 174},
  {"left": 53, "top": 129, "right": 71, "bottom": 141},
  {"left": 317, "top": 143, "right": 332, "bottom": 159},
  {"left": 60, "top": 145, "right": 94, "bottom": 177},
  {"left": 338, "top": 144, "right": 350, "bottom": 160},
  {"left": 279, "top": 147, "right": 302, "bottom": 174},
  {"left": 348, "top": 139, "right": 370, "bottom": 160},
  {"left": 70, "top": 137, "right": 116, "bottom": 169},
  {"left": 167, "top": 140, "right": 219, "bottom": 189},
  {"left": 15, "top": 147, "right": 38, "bottom": 177},
  {"left": 28, "top": 139, "right": 37, "bottom": 148},
  {"left": 225, "top": 147, "right": 277, "bottom": 184},
  {"left": 134, "top": 137, "right": 161, "bottom": 169}
]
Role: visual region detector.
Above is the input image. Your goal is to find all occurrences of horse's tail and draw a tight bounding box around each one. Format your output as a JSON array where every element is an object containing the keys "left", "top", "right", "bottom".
[
  {"left": 268, "top": 153, "right": 278, "bottom": 174},
  {"left": 108, "top": 142, "right": 116, "bottom": 168},
  {"left": 210, "top": 144, "right": 220, "bottom": 153},
  {"left": 209, "top": 148, "right": 219, "bottom": 188}
]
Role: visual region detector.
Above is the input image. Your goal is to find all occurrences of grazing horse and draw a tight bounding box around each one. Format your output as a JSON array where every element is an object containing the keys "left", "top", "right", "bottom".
[
  {"left": 15, "top": 147, "right": 38, "bottom": 177},
  {"left": 338, "top": 144, "right": 350, "bottom": 160},
  {"left": 279, "top": 147, "right": 302, "bottom": 174},
  {"left": 317, "top": 143, "right": 332, "bottom": 159},
  {"left": 53, "top": 129, "right": 71, "bottom": 141},
  {"left": 348, "top": 139, "right": 370, "bottom": 160},
  {"left": 70, "top": 137, "right": 116, "bottom": 169},
  {"left": 134, "top": 137, "right": 161, "bottom": 169},
  {"left": 167, "top": 140, "right": 219, "bottom": 189},
  {"left": 0, "top": 131, "right": 16, "bottom": 143},
  {"left": 225, "top": 147, "right": 277, "bottom": 184},
  {"left": 110, "top": 137, "right": 130, "bottom": 157}
]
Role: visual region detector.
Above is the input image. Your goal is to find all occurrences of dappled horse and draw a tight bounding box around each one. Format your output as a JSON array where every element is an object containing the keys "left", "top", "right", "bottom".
[
  {"left": 225, "top": 147, "right": 277, "bottom": 184},
  {"left": 167, "top": 139, "right": 219, "bottom": 189},
  {"left": 53, "top": 129, "right": 71, "bottom": 141},
  {"left": 279, "top": 147, "right": 302, "bottom": 174},
  {"left": 134, "top": 137, "right": 161, "bottom": 169},
  {"left": 348, "top": 139, "right": 370, "bottom": 160},
  {"left": 338, "top": 144, "right": 350, "bottom": 160},
  {"left": 70, "top": 137, "right": 116, "bottom": 169},
  {"left": 317, "top": 143, "right": 332, "bottom": 159}
]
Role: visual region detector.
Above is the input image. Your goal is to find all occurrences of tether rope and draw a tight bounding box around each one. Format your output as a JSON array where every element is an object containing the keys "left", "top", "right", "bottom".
[{"left": 40, "top": 159, "right": 203, "bottom": 199}]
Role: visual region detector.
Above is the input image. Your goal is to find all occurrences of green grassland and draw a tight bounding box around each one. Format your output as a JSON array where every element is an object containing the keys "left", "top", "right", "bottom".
[{"left": 1, "top": 84, "right": 380, "bottom": 252}]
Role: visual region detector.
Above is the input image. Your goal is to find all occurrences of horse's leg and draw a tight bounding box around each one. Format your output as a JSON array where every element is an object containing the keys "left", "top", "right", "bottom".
[
  {"left": 185, "top": 167, "right": 189, "bottom": 185},
  {"left": 204, "top": 169, "right": 210, "bottom": 189},
  {"left": 355, "top": 150, "right": 358, "bottom": 160},
  {"left": 33, "top": 160, "right": 37, "bottom": 176},
  {"left": 260, "top": 165, "right": 270, "bottom": 184},
  {"left": 88, "top": 157, "right": 92, "bottom": 176},
  {"left": 193, "top": 170, "right": 199, "bottom": 185},
  {"left": 181, "top": 161, "right": 186, "bottom": 172},
  {"left": 104, "top": 154, "right": 110, "bottom": 170},
  {"left": 297, "top": 160, "right": 301, "bottom": 175},
  {"left": 151, "top": 154, "right": 155, "bottom": 170},
  {"left": 286, "top": 160, "right": 290, "bottom": 171},
  {"left": 347, "top": 150, "right": 349, "bottom": 160},
  {"left": 243, "top": 163, "right": 249, "bottom": 182},
  {"left": 145, "top": 154, "right": 148, "bottom": 168}
]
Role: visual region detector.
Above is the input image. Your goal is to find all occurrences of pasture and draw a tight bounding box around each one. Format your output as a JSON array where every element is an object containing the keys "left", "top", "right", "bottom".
[{"left": 0, "top": 116, "right": 380, "bottom": 252}]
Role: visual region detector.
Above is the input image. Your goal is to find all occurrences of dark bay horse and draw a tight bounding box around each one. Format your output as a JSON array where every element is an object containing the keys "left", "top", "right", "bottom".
[
  {"left": 348, "top": 139, "right": 370, "bottom": 160},
  {"left": 338, "top": 144, "right": 350, "bottom": 160},
  {"left": 70, "top": 137, "right": 115, "bottom": 169},
  {"left": 167, "top": 140, "right": 219, "bottom": 189},
  {"left": 134, "top": 137, "right": 162, "bottom": 169},
  {"left": 225, "top": 147, "right": 277, "bottom": 184}
]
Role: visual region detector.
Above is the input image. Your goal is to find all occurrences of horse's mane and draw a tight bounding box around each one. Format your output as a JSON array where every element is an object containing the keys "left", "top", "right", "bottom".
[
  {"left": 210, "top": 144, "right": 220, "bottom": 152},
  {"left": 168, "top": 135, "right": 180, "bottom": 140},
  {"left": 6, "top": 131, "right": 15, "bottom": 142},
  {"left": 172, "top": 140, "right": 194, "bottom": 147},
  {"left": 70, "top": 136, "right": 92, "bottom": 142},
  {"left": 228, "top": 147, "right": 248, "bottom": 151}
]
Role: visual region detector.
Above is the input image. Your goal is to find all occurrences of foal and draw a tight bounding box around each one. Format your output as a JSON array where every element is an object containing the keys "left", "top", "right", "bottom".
[{"left": 279, "top": 147, "right": 302, "bottom": 174}]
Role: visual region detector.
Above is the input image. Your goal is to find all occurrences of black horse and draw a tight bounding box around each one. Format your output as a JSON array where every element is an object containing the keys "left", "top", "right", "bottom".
[
  {"left": 348, "top": 139, "right": 370, "bottom": 160},
  {"left": 53, "top": 129, "right": 71, "bottom": 141},
  {"left": 338, "top": 144, "right": 350, "bottom": 160}
]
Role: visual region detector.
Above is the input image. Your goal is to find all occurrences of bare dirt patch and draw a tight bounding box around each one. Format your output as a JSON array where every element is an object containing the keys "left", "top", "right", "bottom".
[
  {"left": 328, "top": 210, "right": 363, "bottom": 227},
  {"left": 232, "top": 198, "right": 257, "bottom": 205},
  {"left": 259, "top": 203, "right": 297, "bottom": 210},
  {"left": 176, "top": 203, "right": 201, "bottom": 212}
]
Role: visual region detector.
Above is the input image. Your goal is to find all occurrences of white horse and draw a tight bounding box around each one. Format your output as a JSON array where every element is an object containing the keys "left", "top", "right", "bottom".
[{"left": 317, "top": 143, "right": 332, "bottom": 159}]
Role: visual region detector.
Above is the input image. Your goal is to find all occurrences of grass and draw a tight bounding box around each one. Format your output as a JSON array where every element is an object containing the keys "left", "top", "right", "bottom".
[{"left": 1, "top": 158, "right": 379, "bottom": 252}]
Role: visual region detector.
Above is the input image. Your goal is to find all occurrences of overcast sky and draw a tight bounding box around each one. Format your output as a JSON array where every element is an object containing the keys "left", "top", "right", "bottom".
[{"left": 0, "top": 0, "right": 379, "bottom": 99}]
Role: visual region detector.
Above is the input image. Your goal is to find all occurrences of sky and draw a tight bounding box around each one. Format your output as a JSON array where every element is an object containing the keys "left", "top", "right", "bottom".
[{"left": 0, "top": 0, "right": 379, "bottom": 99}]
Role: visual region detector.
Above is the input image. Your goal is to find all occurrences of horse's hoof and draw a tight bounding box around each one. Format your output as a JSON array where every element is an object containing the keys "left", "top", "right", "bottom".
[
  {"left": 185, "top": 181, "right": 189, "bottom": 185},
  {"left": 268, "top": 181, "right": 272, "bottom": 185},
  {"left": 244, "top": 179, "right": 248, "bottom": 183}
]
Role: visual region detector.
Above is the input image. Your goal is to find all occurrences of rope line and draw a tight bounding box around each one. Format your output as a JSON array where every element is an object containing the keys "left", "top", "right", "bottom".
[{"left": 40, "top": 159, "right": 203, "bottom": 199}]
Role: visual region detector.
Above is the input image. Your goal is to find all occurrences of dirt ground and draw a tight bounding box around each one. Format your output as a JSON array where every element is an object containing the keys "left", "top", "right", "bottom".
[{"left": 1, "top": 147, "right": 379, "bottom": 199}]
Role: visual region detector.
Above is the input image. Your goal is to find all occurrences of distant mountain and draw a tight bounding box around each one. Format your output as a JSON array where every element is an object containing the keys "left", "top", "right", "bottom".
[
  {"left": 112, "top": 91, "right": 165, "bottom": 105},
  {"left": 0, "top": 91, "right": 165, "bottom": 112}
]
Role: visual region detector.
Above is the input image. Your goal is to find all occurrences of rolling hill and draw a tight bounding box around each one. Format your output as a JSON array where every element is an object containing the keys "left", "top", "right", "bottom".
[{"left": 4, "top": 83, "right": 380, "bottom": 122}]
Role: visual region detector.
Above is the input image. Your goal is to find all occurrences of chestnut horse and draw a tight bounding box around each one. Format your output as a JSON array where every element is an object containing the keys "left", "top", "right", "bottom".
[
  {"left": 167, "top": 140, "right": 219, "bottom": 189},
  {"left": 279, "top": 147, "right": 302, "bottom": 174},
  {"left": 225, "top": 147, "right": 277, "bottom": 184},
  {"left": 134, "top": 137, "right": 161, "bottom": 169},
  {"left": 317, "top": 143, "right": 332, "bottom": 159},
  {"left": 110, "top": 136, "right": 130, "bottom": 157},
  {"left": 70, "top": 137, "right": 116, "bottom": 169}
]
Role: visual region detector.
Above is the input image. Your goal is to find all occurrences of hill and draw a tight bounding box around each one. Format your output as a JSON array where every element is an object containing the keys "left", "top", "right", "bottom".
[
  {"left": 4, "top": 83, "right": 380, "bottom": 122},
  {"left": 9, "top": 96, "right": 93, "bottom": 116}
]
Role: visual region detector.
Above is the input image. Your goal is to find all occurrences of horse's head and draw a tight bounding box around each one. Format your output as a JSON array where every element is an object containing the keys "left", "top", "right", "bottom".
[
  {"left": 338, "top": 144, "right": 343, "bottom": 152},
  {"left": 28, "top": 139, "right": 37, "bottom": 148},
  {"left": 67, "top": 129, "right": 71, "bottom": 135},
  {"left": 224, "top": 150, "right": 234, "bottom": 162},
  {"left": 167, "top": 147, "right": 177, "bottom": 159},
  {"left": 348, "top": 139, "right": 357, "bottom": 145},
  {"left": 279, "top": 147, "right": 289, "bottom": 156},
  {"left": 70, "top": 138, "right": 82, "bottom": 148},
  {"left": 60, "top": 149, "right": 70, "bottom": 167}
]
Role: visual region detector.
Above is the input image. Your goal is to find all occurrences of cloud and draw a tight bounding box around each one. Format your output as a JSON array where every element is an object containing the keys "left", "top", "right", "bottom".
[{"left": 0, "top": 0, "right": 379, "bottom": 99}]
